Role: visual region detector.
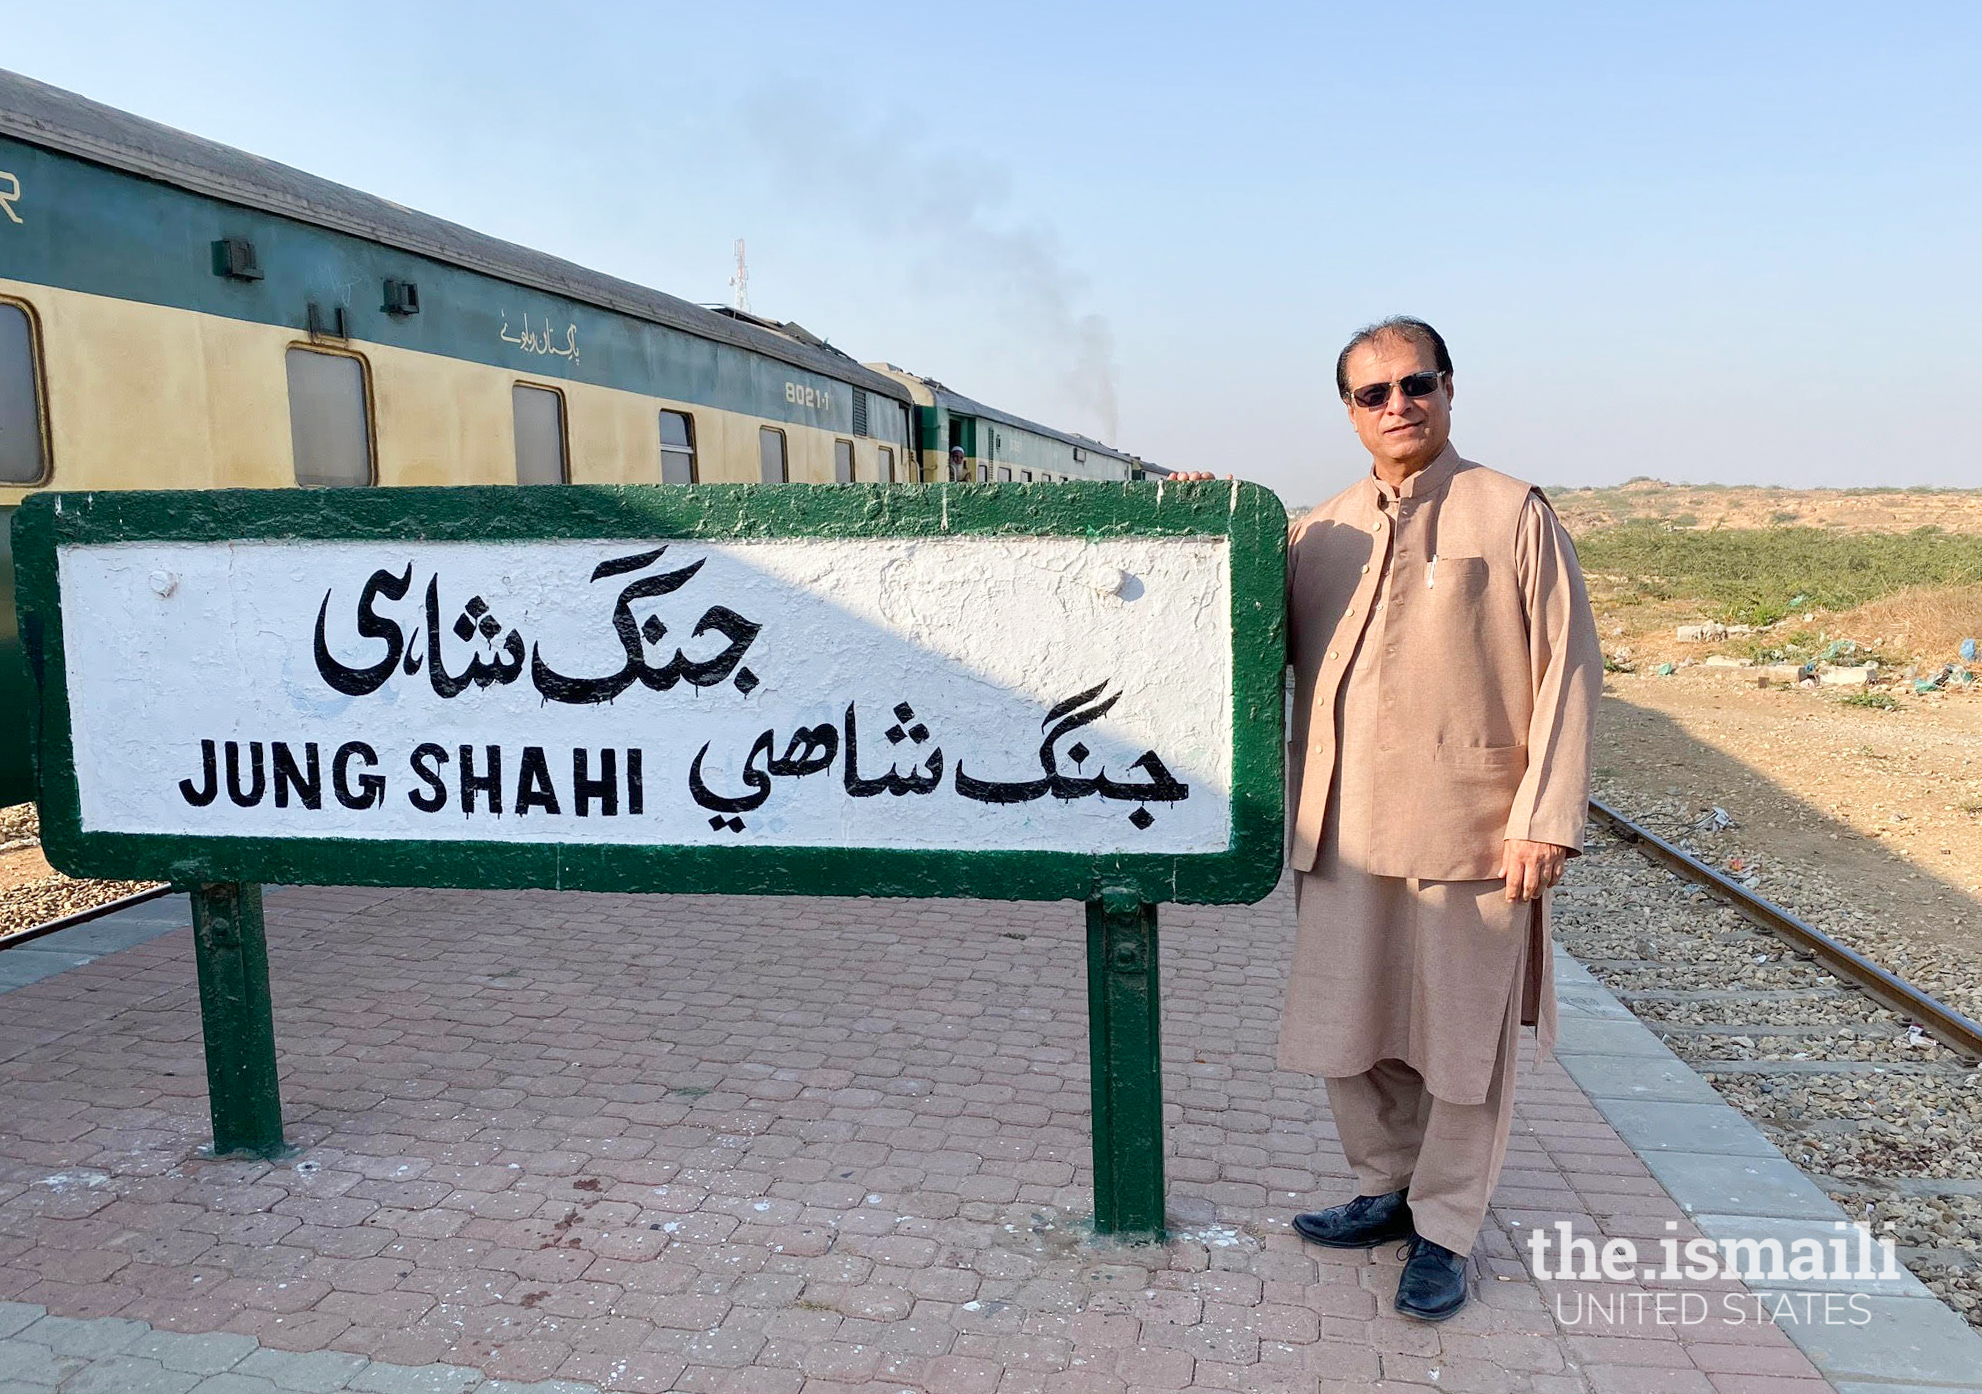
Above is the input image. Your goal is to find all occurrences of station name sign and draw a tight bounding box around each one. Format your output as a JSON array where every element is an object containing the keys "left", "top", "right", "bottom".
[{"left": 15, "top": 483, "right": 1284, "bottom": 904}]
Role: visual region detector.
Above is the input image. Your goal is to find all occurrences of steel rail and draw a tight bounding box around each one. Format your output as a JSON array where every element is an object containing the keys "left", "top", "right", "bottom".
[
  {"left": 0, "top": 884, "right": 171, "bottom": 952},
  {"left": 1588, "top": 798, "right": 1982, "bottom": 1060}
]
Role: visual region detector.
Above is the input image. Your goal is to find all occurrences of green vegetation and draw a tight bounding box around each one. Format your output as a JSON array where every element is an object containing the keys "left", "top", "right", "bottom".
[
  {"left": 1839, "top": 690, "right": 1901, "bottom": 712},
  {"left": 1575, "top": 523, "right": 1982, "bottom": 626}
]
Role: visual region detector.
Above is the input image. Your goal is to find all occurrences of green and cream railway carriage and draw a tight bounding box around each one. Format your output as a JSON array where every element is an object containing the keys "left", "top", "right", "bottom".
[
  {"left": 868, "top": 367, "right": 1139, "bottom": 485},
  {"left": 0, "top": 69, "right": 1155, "bottom": 806}
]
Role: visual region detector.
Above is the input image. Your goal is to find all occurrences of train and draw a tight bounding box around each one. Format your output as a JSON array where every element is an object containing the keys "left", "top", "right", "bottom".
[{"left": 0, "top": 69, "right": 1161, "bottom": 806}]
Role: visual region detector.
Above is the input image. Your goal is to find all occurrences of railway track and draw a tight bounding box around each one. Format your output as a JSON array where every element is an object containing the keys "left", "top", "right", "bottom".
[
  {"left": 1560, "top": 798, "right": 1982, "bottom": 1326},
  {"left": 0, "top": 883, "right": 170, "bottom": 950},
  {"left": 1588, "top": 798, "right": 1982, "bottom": 1059}
]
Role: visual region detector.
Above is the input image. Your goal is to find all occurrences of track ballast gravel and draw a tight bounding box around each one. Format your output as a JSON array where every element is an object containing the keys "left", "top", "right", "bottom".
[{"left": 1557, "top": 812, "right": 1982, "bottom": 1325}]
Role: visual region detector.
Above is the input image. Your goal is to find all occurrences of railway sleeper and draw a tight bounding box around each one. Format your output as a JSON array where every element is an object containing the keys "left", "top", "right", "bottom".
[
  {"left": 1775, "top": 1117, "right": 1870, "bottom": 1136},
  {"left": 1896, "top": 1246, "right": 1982, "bottom": 1273},
  {"left": 1618, "top": 987, "right": 1849, "bottom": 1002},
  {"left": 1633, "top": 1015, "right": 1894, "bottom": 1039},
  {"left": 1819, "top": 1176, "right": 1982, "bottom": 1199},
  {"left": 1651, "top": 1022, "right": 1910, "bottom": 1040},
  {"left": 1694, "top": 1058, "right": 1971, "bottom": 1075}
]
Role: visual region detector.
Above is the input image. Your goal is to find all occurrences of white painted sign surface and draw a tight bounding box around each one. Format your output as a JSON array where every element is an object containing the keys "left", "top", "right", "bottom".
[{"left": 57, "top": 537, "right": 1232, "bottom": 853}]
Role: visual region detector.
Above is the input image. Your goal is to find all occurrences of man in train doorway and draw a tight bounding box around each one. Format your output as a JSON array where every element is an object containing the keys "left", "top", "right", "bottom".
[
  {"left": 948, "top": 445, "right": 969, "bottom": 482},
  {"left": 1278, "top": 317, "right": 1602, "bottom": 1319}
]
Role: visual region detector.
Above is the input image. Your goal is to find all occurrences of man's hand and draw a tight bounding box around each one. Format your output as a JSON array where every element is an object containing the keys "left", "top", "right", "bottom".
[{"left": 1500, "top": 839, "right": 1568, "bottom": 902}]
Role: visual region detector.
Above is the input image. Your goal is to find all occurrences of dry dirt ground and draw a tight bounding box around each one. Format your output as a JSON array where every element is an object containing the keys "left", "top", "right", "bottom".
[
  {"left": 1555, "top": 481, "right": 1982, "bottom": 995},
  {"left": 1551, "top": 479, "right": 1982, "bottom": 535},
  {"left": 1592, "top": 668, "right": 1982, "bottom": 1011}
]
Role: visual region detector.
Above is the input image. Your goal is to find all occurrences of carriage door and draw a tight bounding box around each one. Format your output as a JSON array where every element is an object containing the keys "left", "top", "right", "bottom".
[{"left": 946, "top": 416, "right": 976, "bottom": 482}]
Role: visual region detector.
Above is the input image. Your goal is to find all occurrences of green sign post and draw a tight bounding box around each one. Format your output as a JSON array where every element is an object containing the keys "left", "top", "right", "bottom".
[
  {"left": 187, "top": 882, "right": 286, "bottom": 1157},
  {"left": 15, "top": 480, "right": 1285, "bottom": 1235}
]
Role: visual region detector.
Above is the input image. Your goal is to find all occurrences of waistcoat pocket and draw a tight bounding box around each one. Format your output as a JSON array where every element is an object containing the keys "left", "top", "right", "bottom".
[
  {"left": 1434, "top": 742, "right": 1527, "bottom": 769},
  {"left": 1430, "top": 554, "right": 1489, "bottom": 598}
]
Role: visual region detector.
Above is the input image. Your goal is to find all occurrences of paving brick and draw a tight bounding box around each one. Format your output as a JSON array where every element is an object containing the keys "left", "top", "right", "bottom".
[
  {"left": 1683, "top": 1341, "right": 1826, "bottom": 1377},
  {"left": 128, "top": 1328, "right": 261, "bottom": 1375},
  {"left": 1585, "top": 1366, "right": 1717, "bottom": 1394},
  {"left": 559, "top": 1349, "right": 685, "bottom": 1391},
  {"left": 1703, "top": 1377, "right": 1836, "bottom": 1394},
  {"left": 0, "top": 1301, "right": 45, "bottom": 1340},
  {"left": 186, "top": 1374, "right": 285, "bottom": 1394},
  {"left": 59, "top": 1353, "right": 204, "bottom": 1394},
  {"left": 0, "top": 1337, "right": 82, "bottom": 1386},
  {"left": 344, "top": 1359, "right": 484, "bottom": 1393},
  {"left": 230, "top": 1346, "right": 372, "bottom": 1392},
  {"left": 15, "top": 1313, "right": 148, "bottom": 1358},
  {"left": 4, "top": 878, "right": 1963, "bottom": 1394}
]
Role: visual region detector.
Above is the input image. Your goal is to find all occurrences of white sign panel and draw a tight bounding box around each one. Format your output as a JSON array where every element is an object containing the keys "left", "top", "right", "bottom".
[{"left": 57, "top": 537, "right": 1232, "bottom": 854}]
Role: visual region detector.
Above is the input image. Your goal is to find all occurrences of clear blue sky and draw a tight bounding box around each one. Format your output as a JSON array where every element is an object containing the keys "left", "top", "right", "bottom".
[{"left": 5, "top": 1, "right": 1978, "bottom": 504}]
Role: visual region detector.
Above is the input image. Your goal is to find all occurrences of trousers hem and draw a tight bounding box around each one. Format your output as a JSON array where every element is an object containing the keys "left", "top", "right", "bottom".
[{"left": 1405, "top": 1201, "right": 1484, "bottom": 1258}]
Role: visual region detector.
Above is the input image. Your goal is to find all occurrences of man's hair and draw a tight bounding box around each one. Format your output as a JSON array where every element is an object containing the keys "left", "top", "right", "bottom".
[{"left": 1334, "top": 317, "right": 1453, "bottom": 400}]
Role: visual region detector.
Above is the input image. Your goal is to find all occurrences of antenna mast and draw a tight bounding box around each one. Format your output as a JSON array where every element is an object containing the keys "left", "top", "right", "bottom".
[{"left": 729, "top": 238, "right": 750, "bottom": 313}]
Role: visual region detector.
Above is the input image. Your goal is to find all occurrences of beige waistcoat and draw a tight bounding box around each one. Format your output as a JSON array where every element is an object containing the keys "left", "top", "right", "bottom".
[{"left": 1286, "top": 446, "right": 1602, "bottom": 881}]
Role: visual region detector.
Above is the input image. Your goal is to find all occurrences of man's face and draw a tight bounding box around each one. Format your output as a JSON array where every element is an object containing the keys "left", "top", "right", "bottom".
[{"left": 1342, "top": 333, "right": 1453, "bottom": 473}]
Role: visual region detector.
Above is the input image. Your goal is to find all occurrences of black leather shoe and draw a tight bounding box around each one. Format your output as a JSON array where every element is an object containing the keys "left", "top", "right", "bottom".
[
  {"left": 1395, "top": 1235, "right": 1469, "bottom": 1321},
  {"left": 1291, "top": 1190, "right": 1413, "bottom": 1249}
]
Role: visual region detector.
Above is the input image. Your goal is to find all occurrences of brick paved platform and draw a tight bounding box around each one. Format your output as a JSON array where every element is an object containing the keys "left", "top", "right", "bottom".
[{"left": 0, "top": 880, "right": 1843, "bottom": 1391}]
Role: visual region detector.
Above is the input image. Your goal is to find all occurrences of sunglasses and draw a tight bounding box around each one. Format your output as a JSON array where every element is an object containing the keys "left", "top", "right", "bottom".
[{"left": 1347, "top": 371, "right": 1445, "bottom": 410}]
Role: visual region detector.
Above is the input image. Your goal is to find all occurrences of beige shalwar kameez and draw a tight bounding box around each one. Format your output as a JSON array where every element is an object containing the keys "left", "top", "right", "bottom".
[{"left": 1277, "top": 446, "right": 1602, "bottom": 1255}]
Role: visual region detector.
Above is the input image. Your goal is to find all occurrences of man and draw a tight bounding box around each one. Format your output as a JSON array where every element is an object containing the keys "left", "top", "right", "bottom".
[
  {"left": 1278, "top": 318, "right": 1601, "bottom": 1320},
  {"left": 948, "top": 444, "right": 969, "bottom": 482}
]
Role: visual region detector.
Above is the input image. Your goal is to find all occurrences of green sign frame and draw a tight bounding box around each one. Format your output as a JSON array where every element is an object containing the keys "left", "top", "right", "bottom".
[{"left": 15, "top": 481, "right": 1286, "bottom": 907}]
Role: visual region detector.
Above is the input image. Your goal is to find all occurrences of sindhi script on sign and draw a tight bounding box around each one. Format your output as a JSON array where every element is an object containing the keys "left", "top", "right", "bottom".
[{"left": 60, "top": 536, "right": 1235, "bottom": 854}]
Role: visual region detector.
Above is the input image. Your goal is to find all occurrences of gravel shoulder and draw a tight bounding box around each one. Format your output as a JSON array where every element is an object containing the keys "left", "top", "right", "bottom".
[{"left": 0, "top": 803, "right": 159, "bottom": 941}]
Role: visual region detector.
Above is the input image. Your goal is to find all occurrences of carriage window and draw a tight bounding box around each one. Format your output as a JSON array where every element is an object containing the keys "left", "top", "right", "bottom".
[
  {"left": 878, "top": 446, "right": 895, "bottom": 482},
  {"left": 758, "top": 426, "right": 787, "bottom": 483},
  {"left": 997, "top": 467, "right": 1013, "bottom": 482},
  {"left": 0, "top": 303, "right": 47, "bottom": 484},
  {"left": 513, "top": 385, "right": 567, "bottom": 485},
  {"left": 1021, "top": 471, "right": 1033, "bottom": 483},
  {"left": 834, "top": 439, "right": 854, "bottom": 484},
  {"left": 286, "top": 347, "right": 373, "bottom": 488},
  {"left": 659, "top": 409, "right": 697, "bottom": 484}
]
